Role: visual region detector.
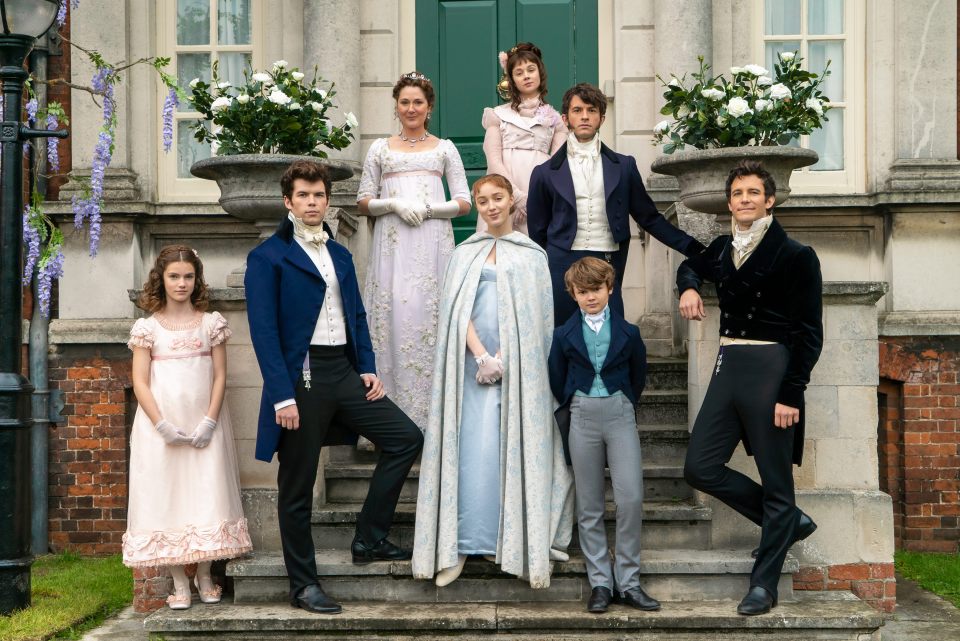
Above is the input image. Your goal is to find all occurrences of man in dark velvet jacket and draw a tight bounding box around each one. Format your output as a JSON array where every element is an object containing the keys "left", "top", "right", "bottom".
[
  {"left": 527, "top": 83, "right": 705, "bottom": 325},
  {"left": 677, "top": 160, "right": 823, "bottom": 616}
]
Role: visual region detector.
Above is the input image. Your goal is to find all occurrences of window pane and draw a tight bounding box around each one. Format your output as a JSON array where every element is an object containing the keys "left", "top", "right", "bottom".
[
  {"left": 177, "top": 121, "right": 211, "bottom": 178},
  {"left": 177, "top": 0, "right": 210, "bottom": 45},
  {"left": 218, "top": 0, "right": 252, "bottom": 45},
  {"left": 808, "top": 0, "right": 844, "bottom": 35},
  {"left": 765, "top": 40, "right": 801, "bottom": 74},
  {"left": 177, "top": 53, "right": 212, "bottom": 111},
  {"left": 808, "top": 40, "right": 843, "bottom": 102},
  {"left": 809, "top": 108, "right": 843, "bottom": 170},
  {"left": 764, "top": 0, "right": 801, "bottom": 34},
  {"left": 217, "top": 52, "right": 252, "bottom": 87}
]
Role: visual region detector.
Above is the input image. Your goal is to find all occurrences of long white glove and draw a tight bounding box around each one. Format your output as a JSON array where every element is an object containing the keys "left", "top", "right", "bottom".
[
  {"left": 155, "top": 419, "right": 189, "bottom": 445},
  {"left": 475, "top": 352, "right": 504, "bottom": 384},
  {"left": 190, "top": 416, "right": 217, "bottom": 448},
  {"left": 425, "top": 200, "right": 462, "bottom": 220},
  {"left": 367, "top": 198, "right": 422, "bottom": 226}
]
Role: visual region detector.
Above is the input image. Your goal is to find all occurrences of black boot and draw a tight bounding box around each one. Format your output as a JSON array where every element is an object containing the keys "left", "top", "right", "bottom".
[
  {"left": 351, "top": 534, "right": 412, "bottom": 564},
  {"left": 737, "top": 585, "right": 776, "bottom": 615},
  {"left": 618, "top": 586, "right": 661, "bottom": 611},
  {"left": 752, "top": 511, "right": 817, "bottom": 558},
  {"left": 290, "top": 583, "right": 342, "bottom": 614},
  {"left": 586, "top": 586, "right": 614, "bottom": 613}
]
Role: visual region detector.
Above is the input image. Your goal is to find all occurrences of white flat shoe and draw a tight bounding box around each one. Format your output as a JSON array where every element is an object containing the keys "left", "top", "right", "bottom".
[{"left": 435, "top": 555, "right": 467, "bottom": 587}]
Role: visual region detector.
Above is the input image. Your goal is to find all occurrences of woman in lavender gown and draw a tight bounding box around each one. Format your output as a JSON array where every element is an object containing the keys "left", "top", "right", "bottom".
[{"left": 357, "top": 71, "right": 471, "bottom": 429}]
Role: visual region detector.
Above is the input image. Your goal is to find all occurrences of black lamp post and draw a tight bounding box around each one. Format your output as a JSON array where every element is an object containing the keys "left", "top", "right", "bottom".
[{"left": 0, "top": 0, "right": 66, "bottom": 614}]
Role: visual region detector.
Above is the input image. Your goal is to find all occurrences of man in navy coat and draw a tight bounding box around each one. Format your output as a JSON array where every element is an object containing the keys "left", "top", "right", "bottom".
[
  {"left": 527, "top": 83, "right": 705, "bottom": 325},
  {"left": 245, "top": 160, "right": 422, "bottom": 615}
]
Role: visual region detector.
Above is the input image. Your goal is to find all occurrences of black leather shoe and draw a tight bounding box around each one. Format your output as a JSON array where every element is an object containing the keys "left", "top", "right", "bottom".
[
  {"left": 618, "top": 586, "right": 661, "bottom": 611},
  {"left": 737, "top": 585, "right": 776, "bottom": 615},
  {"left": 290, "top": 583, "right": 342, "bottom": 614},
  {"left": 586, "top": 586, "right": 613, "bottom": 613},
  {"left": 752, "top": 511, "right": 818, "bottom": 558},
  {"left": 351, "top": 535, "right": 412, "bottom": 564}
]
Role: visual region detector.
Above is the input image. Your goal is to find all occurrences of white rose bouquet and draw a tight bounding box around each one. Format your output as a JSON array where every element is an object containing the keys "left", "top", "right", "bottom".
[
  {"left": 653, "top": 52, "right": 831, "bottom": 153},
  {"left": 185, "top": 60, "right": 357, "bottom": 157}
]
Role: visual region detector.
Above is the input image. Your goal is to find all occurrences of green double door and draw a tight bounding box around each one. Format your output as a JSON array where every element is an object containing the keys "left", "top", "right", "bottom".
[{"left": 416, "top": 0, "right": 598, "bottom": 242}]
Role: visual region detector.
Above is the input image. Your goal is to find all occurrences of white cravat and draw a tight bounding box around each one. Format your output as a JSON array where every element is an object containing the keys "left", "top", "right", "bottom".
[
  {"left": 730, "top": 214, "right": 773, "bottom": 267},
  {"left": 583, "top": 305, "right": 609, "bottom": 334},
  {"left": 568, "top": 133, "right": 617, "bottom": 252}
]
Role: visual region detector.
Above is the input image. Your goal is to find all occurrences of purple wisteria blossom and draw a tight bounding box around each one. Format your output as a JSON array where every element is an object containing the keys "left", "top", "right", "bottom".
[
  {"left": 162, "top": 87, "right": 178, "bottom": 152},
  {"left": 56, "top": 1, "right": 67, "bottom": 26},
  {"left": 46, "top": 113, "right": 60, "bottom": 170},
  {"left": 35, "top": 247, "right": 65, "bottom": 317},
  {"left": 24, "top": 98, "right": 38, "bottom": 154},
  {"left": 22, "top": 209, "right": 41, "bottom": 285},
  {"left": 71, "top": 66, "right": 114, "bottom": 256}
]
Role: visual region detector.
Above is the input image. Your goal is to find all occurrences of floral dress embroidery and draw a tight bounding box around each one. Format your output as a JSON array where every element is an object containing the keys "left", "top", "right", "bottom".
[{"left": 358, "top": 138, "right": 471, "bottom": 428}]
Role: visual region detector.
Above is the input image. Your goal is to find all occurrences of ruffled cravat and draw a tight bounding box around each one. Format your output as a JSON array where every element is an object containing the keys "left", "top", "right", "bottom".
[
  {"left": 289, "top": 211, "right": 329, "bottom": 247},
  {"left": 567, "top": 132, "right": 600, "bottom": 184},
  {"left": 730, "top": 214, "right": 773, "bottom": 268},
  {"left": 517, "top": 97, "right": 541, "bottom": 118},
  {"left": 583, "top": 305, "right": 609, "bottom": 334}
]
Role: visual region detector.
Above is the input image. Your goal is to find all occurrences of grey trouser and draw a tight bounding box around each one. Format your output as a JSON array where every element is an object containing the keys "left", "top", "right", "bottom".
[{"left": 569, "top": 394, "right": 644, "bottom": 592}]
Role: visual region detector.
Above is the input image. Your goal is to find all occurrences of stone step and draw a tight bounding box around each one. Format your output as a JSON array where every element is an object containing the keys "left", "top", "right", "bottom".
[
  {"left": 328, "top": 423, "right": 691, "bottom": 467},
  {"left": 227, "top": 549, "right": 798, "bottom": 605},
  {"left": 637, "top": 390, "right": 688, "bottom": 425},
  {"left": 145, "top": 593, "right": 882, "bottom": 641},
  {"left": 310, "top": 501, "right": 712, "bottom": 551},
  {"left": 324, "top": 462, "right": 694, "bottom": 504},
  {"left": 645, "top": 357, "right": 688, "bottom": 391}
]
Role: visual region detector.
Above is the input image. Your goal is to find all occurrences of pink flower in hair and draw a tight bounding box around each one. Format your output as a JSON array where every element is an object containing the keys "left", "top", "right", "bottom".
[{"left": 498, "top": 51, "right": 508, "bottom": 71}]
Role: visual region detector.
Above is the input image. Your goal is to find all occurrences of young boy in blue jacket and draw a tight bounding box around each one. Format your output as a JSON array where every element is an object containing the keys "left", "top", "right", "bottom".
[{"left": 548, "top": 257, "right": 660, "bottom": 614}]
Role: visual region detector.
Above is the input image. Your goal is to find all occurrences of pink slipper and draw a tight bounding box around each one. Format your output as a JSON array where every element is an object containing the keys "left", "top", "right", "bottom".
[{"left": 194, "top": 575, "right": 222, "bottom": 604}]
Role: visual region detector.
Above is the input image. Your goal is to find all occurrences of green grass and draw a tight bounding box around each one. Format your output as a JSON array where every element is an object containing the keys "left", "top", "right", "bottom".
[
  {"left": 895, "top": 550, "right": 960, "bottom": 608},
  {"left": 0, "top": 552, "right": 132, "bottom": 641}
]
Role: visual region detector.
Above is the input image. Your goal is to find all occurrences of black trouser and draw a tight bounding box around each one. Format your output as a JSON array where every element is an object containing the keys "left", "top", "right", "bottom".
[
  {"left": 547, "top": 241, "right": 629, "bottom": 326},
  {"left": 683, "top": 343, "right": 800, "bottom": 599},
  {"left": 276, "top": 345, "right": 423, "bottom": 595}
]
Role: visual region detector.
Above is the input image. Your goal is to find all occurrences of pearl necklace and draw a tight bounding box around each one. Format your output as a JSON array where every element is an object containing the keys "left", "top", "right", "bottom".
[{"left": 400, "top": 130, "right": 429, "bottom": 147}]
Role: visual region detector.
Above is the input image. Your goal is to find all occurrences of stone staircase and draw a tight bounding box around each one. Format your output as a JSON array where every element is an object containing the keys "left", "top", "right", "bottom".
[{"left": 144, "top": 357, "right": 883, "bottom": 639}]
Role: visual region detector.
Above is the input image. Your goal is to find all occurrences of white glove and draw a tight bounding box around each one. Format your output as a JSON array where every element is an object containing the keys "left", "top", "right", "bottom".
[
  {"left": 155, "top": 419, "right": 189, "bottom": 445},
  {"left": 190, "top": 416, "right": 217, "bottom": 448},
  {"left": 425, "top": 200, "right": 462, "bottom": 220},
  {"left": 475, "top": 352, "right": 504, "bottom": 384},
  {"left": 368, "top": 198, "right": 422, "bottom": 226}
]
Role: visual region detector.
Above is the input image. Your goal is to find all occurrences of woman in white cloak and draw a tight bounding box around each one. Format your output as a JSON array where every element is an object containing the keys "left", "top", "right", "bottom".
[{"left": 412, "top": 174, "right": 575, "bottom": 588}]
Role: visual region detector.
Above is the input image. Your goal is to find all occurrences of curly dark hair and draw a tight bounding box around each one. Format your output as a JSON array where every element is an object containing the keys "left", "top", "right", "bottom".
[
  {"left": 505, "top": 42, "right": 548, "bottom": 110},
  {"left": 724, "top": 159, "right": 777, "bottom": 201},
  {"left": 561, "top": 82, "right": 608, "bottom": 118},
  {"left": 281, "top": 160, "right": 331, "bottom": 199},
  {"left": 137, "top": 244, "right": 210, "bottom": 313}
]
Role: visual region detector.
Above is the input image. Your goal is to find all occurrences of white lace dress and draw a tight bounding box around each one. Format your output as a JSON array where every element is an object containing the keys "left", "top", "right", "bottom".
[{"left": 357, "top": 138, "right": 471, "bottom": 429}]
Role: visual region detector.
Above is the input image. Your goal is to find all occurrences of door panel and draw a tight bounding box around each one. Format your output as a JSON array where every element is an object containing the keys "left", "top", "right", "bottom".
[{"left": 417, "top": 0, "right": 597, "bottom": 242}]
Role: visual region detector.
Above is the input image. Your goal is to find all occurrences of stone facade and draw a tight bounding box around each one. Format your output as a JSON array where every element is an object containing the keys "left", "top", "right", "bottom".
[{"left": 22, "top": 0, "right": 960, "bottom": 616}]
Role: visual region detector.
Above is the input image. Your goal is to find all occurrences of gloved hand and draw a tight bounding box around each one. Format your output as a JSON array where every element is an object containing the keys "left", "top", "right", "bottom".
[
  {"left": 191, "top": 416, "right": 217, "bottom": 448},
  {"left": 155, "top": 419, "right": 189, "bottom": 445},
  {"left": 367, "top": 198, "right": 422, "bottom": 226},
  {"left": 475, "top": 352, "right": 504, "bottom": 384},
  {"left": 424, "top": 200, "right": 462, "bottom": 220}
]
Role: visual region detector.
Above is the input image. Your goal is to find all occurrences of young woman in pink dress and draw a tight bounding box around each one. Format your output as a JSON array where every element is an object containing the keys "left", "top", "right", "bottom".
[
  {"left": 479, "top": 42, "right": 566, "bottom": 235},
  {"left": 124, "top": 245, "right": 252, "bottom": 610}
]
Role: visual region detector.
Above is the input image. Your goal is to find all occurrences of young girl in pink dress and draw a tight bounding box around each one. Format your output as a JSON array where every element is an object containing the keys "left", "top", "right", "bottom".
[
  {"left": 479, "top": 42, "right": 566, "bottom": 235},
  {"left": 123, "top": 245, "right": 252, "bottom": 610}
]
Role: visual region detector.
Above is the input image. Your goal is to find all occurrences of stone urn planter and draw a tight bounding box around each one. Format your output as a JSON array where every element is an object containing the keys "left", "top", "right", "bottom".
[
  {"left": 650, "top": 146, "right": 818, "bottom": 215},
  {"left": 191, "top": 154, "right": 354, "bottom": 286}
]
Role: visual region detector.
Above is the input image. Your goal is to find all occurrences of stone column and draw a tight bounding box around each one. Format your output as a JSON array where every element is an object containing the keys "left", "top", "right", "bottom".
[
  {"left": 638, "top": 1, "right": 715, "bottom": 355},
  {"left": 686, "top": 282, "right": 895, "bottom": 569},
  {"left": 303, "top": 1, "right": 364, "bottom": 269}
]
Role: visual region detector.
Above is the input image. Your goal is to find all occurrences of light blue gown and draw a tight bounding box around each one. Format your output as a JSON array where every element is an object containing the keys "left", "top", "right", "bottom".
[{"left": 457, "top": 264, "right": 501, "bottom": 555}]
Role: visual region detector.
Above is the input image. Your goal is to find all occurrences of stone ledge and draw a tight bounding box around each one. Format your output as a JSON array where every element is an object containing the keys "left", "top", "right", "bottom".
[
  {"left": 48, "top": 318, "right": 132, "bottom": 344},
  {"left": 698, "top": 282, "right": 888, "bottom": 305},
  {"left": 880, "top": 311, "right": 960, "bottom": 336}
]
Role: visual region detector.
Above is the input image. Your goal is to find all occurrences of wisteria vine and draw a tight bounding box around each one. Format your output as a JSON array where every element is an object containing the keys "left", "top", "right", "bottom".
[{"left": 21, "top": 0, "right": 179, "bottom": 316}]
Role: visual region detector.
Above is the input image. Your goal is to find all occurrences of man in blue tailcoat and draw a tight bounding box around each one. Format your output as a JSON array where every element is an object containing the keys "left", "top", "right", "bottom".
[
  {"left": 527, "top": 82, "right": 705, "bottom": 325},
  {"left": 245, "top": 160, "right": 422, "bottom": 615}
]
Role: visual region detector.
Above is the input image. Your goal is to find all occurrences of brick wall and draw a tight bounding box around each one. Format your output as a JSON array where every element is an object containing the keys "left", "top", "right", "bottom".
[
  {"left": 794, "top": 562, "right": 897, "bottom": 613},
  {"left": 879, "top": 336, "right": 960, "bottom": 553},
  {"left": 878, "top": 378, "right": 906, "bottom": 547},
  {"left": 47, "top": 345, "right": 132, "bottom": 555}
]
